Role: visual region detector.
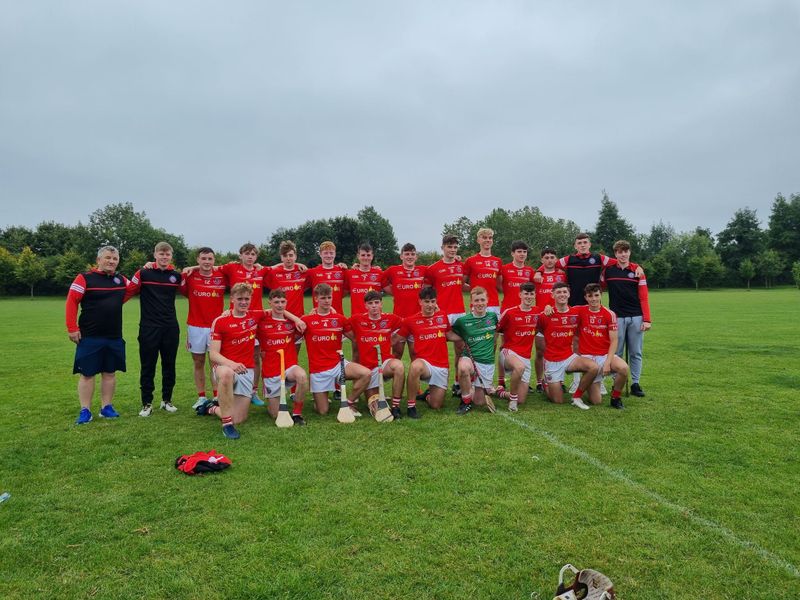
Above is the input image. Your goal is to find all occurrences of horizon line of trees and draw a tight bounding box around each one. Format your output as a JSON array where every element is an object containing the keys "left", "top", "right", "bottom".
[{"left": 1, "top": 193, "right": 799, "bottom": 297}]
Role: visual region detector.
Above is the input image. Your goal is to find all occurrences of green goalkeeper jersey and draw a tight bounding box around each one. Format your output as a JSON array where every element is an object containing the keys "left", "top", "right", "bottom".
[{"left": 452, "top": 311, "right": 498, "bottom": 364}]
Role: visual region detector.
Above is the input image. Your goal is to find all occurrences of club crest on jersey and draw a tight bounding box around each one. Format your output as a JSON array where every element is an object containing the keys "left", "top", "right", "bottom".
[
  {"left": 628, "top": 272, "right": 635, "bottom": 278},
  {"left": 413, "top": 270, "right": 419, "bottom": 276},
  {"left": 436, "top": 316, "right": 444, "bottom": 324},
  {"left": 334, "top": 272, "right": 342, "bottom": 279},
  {"left": 380, "top": 320, "right": 387, "bottom": 328},
  {"left": 485, "top": 318, "right": 493, "bottom": 326},
  {"left": 570, "top": 316, "right": 578, "bottom": 324},
  {"left": 589, "top": 257, "right": 596, "bottom": 264},
  {"left": 113, "top": 277, "right": 121, "bottom": 284},
  {"left": 331, "top": 319, "right": 339, "bottom": 327},
  {"left": 169, "top": 275, "right": 177, "bottom": 283},
  {"left": 247, "top": 319, "right": 255, "bottom": 327},
  {"left": 370, "top": 274, "right": 377, "bottom": 281}
]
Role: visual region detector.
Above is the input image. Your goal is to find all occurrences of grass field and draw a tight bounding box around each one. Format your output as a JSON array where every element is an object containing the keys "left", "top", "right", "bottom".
[{"left": 0, "top": 289, "right": 798, "bottom": 599}]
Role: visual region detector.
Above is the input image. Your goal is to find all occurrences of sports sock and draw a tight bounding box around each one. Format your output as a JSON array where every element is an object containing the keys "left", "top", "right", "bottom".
[
  {"left": 611, "top": 390, "right": 621, "bottom": 399},
  {"left": 212, "top": 389, "right": 218, "bottom": 398},
  {"left": 392, "top": 397, "right": 401, "bottom": 408},
  {"left": 497, "top": 376, "right": 506, "bottom": 388},
  {"left": 292, "top": 399, "right": 304, "bottom": 416},
  {"left": 198, "top": 392, "right": 206, "bottom": 399},
  {"left": 221, "top": 415, "right": 233, "bottom": 427},
  {"left": 408, "top": 395, "right": 417, "bottom": 408},
  {"left": 509, "top": 393, "right": 518, "bottom": 403},
  {"left": 572, "top": 388, "right": 584, "bottom": 399},
  {"left": 462, "top": 394, "right": 472, "bottom": 405},
  {"left": 498, "top": 389, "right": 510, "bottom": 399}
]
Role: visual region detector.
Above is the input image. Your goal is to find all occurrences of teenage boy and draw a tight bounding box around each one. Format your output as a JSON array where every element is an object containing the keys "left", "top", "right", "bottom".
[
  {"left": 265, "top": 241, "right": 307, "bottom": 317},
  {"left": 464, "top": 228, "right": 502, "bottom": 315},
  {"left": 532, "top": 247, "right": 567, "bottom": 391},
  {"left": 300, "top": 283, "right": 371, "bottom": 416},
  {"left": 307, "top": 241, "right": 347, "bottom": 314},
  {"left": 346, "top": 243, "right": 384, "bottom": 317},
  {"left": 497, "top": 240, "right": 536, "bottom": 391},
  {"left": 450, "top": 287, "right": 499, "bottom": 414},
  {"left": 538, "top": 282, "right": 600, "bottom": 409},
  {"left": 602, "top": 240, "right": 651, "bottom": 397},
  {"left": 574, "top": 283, "right": 629, "bottom": 408},
  {"left": 180, "top": 247, "right": 226, "bottom": 409},
  {"left": 394, "top": 286, "right": 461, "bottom": 416},
  {"left": 129, "top": 242, "right": 182, "bottom": 417},
  {"left": 496, "top": 282, "right": 543, "bottom": 411},
  {"left": 66, "top": 245, "right": 135, "bottom": 424},
  {"left": 344, "top": 290, "right": 405, "bottom": 419},
  {"left": 381, "top": 243, "right": 428, "bottom": 359}
]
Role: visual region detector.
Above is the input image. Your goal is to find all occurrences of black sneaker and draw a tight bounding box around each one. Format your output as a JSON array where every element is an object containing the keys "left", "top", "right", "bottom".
[
  {"left": 610, "top": 398, "right": 625, "bottom": 409},
  {"left": 292, "top": 414, "right": 306, "bottom": 426},
  {"left": 451, "top": 382, "right": 462, "bottom": 397},
  {"left": 222, "top": 424, "right": 240, "bottom": 439},
  {"left": 415, "top": 389, "right": 430, "bottom": 404},
  {"left": 535, "top": 383, "right": 544, "bottom": 393},
  {"left": 407, "top": 406, "right": 420, "bottom": 419},
  {"left": 456, "top": 401, "right": 472, "bottom": 415},
  {"left": 630, "top": 383, "right": 645, "bottom": 397},
  {"left": 390, "top": 407, "right": 402, "bottom": 420},
  {"left": 195, "top": 399, "right": 214, "bottom": 416}
]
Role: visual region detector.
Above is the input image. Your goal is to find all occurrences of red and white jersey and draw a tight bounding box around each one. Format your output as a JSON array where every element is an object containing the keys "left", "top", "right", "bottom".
[
  {"left": 534, "top": 268, "right": 568, "bottom": 309},
  {"left": 307, "top": 265, "right": 347, "bottom": 314},
  {"left": 497, "top": 305, "right": 543, "bottom": 359},
  {"left": 574, "top": 305, "right": 617, "bottom": 356},
  {"left": 538, "top": 308, "right": 580, "bottom": 362},
  {"left": 256, "top": 312, "right": 299, "bottom": 378},
  {"left": 381, "top": 264, "right": 428, "bottom": 318},
  {"left": 424, "top": 259, "right": 466, "bottom": 315},
  {"left": 220, "top": 263, "right": 268, "bottom": 310},
  {"left": 397, "top": 311, "right": 451, "bottom": 368},
  {"left": 499, "top": 263, "right": 535, "bottom": 312},
  {"left": 300, "top": 311, "right": 347, "bottom": 373},
  {"left": 181, "top": 270, "right": 226, "bottom": 328},
  {"left": 464, "top": 254, "right": 502, "bottom": 307},
  {"left": 210, "top": 310, "right": 262, "bottom": 368},
  {"left": 265, "top": 265, "right": 307, "bottom": 316},
  {"left": 345, "top": 311, "right": 402, "bottom": 369},
  {"left": 346, "top": 266, "right": 384, "bottom": 316}
]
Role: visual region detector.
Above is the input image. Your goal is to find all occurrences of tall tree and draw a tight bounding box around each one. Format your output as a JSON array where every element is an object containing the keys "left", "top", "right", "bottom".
[
  {"left": 15, "top": 246, "right": 46, "bottom": 298},
  {"left": 792, "top": 261, "right": 800, "bottom": 289},
  {"left": 767, "top": 193, "right": 800, "bottom": 274},
  {"left": 0, "top": 226, "right": 34, "bottom": 253},
  {"left": 54, "top": 250, "right": 91, "bottom": 287},
  {"left": 642, "top": 221, "right": 675, "bottom": 260},
  {"left": 755, "top": 249, "right": 784, "bottom": 288},
  {"left": 593, "top": 191, "right": 637, "bottom": 255},
  {"left": 355, "top": 206, "right": 399, "bottom": 266},
  {"left": 0, "top": 247, "right": 17, "bottom": 293},
  {"left": 738, "top": 259, "right": 755, "bottom": 290},
  {"left": 716, "top": 208, "right": 764, "bottom": 272}
]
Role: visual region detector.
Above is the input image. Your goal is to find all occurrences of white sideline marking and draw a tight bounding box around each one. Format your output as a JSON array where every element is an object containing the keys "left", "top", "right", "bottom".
[{"left": 500, "top": 413, "right": 800, "bottom": 579}]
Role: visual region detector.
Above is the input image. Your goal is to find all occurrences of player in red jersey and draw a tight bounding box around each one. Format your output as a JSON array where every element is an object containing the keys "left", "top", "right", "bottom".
[
  {"left": 307, "top": 241, "right": 348, "bottom": 314},
  {"left": 538, "top": 282, "right": 599, "bottom": 410},
  {"left": 204, "top": 283, "right": 262, "bottom": 439},
  {"left": 343, "top": 290, "right": 405, "bottom": 419},
  {"left": 497, "top": 282, "right": 543, "bottom": 411},
  {"left": 300, "top": 283, "right": 371, "bottom": 417},
  {"left": 381, "top": 242, "right": 428, "bottom": 359},
  {"left": 464, "top": 228, "right": 502, "bottom": 315},
  {"left": 394, "top": 286, "right": 461, "bottom": 416},
  {"left": 532, "top": 247, "right": 568, "bottom": 392},
  {"left": 180, "top": 247, "right": 226, "bottom": 410},
  {"left": 265, "top": 241, "right": 307, "bottom": 317},
  {"left": 258, "top": 289, "right": 309, "bottom": 425},
  {"left": 424, "top": 234, "right": 468, "bottom": 396},
  {"left": 347, "top": 243, "right": 384, "bottom": 317},
  {"left": 574, "top": 283, "right": 629, "bottom": 409}
]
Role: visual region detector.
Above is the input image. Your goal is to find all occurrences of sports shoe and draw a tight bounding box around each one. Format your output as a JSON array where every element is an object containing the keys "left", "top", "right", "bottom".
[
  {"left": 76, "top": 408, "right": 93, "bottom": 425},
  {"left": 250, "top": 394, "right": 265, "bottom": 407},
  {"left": 535, "top": 383, "right": 544, "bottom": 393},
  {"left": 456, "top": 401, "right": 472, "bottom": 415},
  {"left": 350, "top": 407, "right": 363, "bottom": 418},
  {"left": 406, "top": 406, "right": 420, "bottom": 419},
  {"left": 195, "top": 399, "right": 214, "bottom": 416},
  {"left": 139, "top": 404, "right": 153, "bottom": 417},
  {"left": 571, "top": 398, "right": 590, "bottom": 410},
  {"left": 451, "top": 382, "right": 461, "bottom": 397},
  {"left": 415, "top": 389, "right": 430, "bottom": 404},
  {"left": 160, "top": 401, "right": 177, "bottom": 413},
  {"left": 610, "top": 398, "right": 625, "bottom": 409},
  {"left": 222, "top": 424, "right": 240, "bottom": 439},
  {"left": 390, "top": 407, "right": 402, "bottom": 420},
  {"left": 292, "top": 414, "right": 306, "bottom": 426},
  {"left": 508, "top": 399, "right": 518, "bottom": 412},
  {"left": 630, "top": 383, "right": 645, "bottom": 397},
  {"left": 192, "top": 397, "right": 207, "bottom": 410},
  {"left": 99, "top": 404, "right": 120, "bottom": 419}
]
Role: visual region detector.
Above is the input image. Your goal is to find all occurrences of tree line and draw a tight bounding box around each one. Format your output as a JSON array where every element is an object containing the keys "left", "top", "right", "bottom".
[{"left": 1, "top": 193, "right": 799, "bottom": 297}]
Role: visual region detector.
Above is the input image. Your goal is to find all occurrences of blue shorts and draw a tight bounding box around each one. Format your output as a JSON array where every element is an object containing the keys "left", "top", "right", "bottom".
[{"left": 73, "top": 337, "right": 127, "bottom": 376}]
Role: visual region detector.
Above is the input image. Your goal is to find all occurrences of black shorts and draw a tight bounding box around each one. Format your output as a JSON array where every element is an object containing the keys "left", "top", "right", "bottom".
[{"left": 73, "top": 337, "right": 126, "bottom": 376}]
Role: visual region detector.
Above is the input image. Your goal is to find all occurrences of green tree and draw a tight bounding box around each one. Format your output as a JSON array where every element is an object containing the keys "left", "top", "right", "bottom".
[
  {"left": 767, "top": 193, "right": 800, "bottom": 275},
  {"left": 15, "top": 246, "right": 46, "bottom": 298},
  {"left": 0, "top": 247, "right": 17, "bottom": 293},
  {"left": 687, "top": 253, "right": 725, "bottom": 290},
  {"left": 119, "top": 249, "right": 149, "bottom": 280},
  {"left": 593, "top": 191, "right": 637, "bottom": 255},
  {"left": 755, "top": 249, "right": 784, "bottom": 288},
  {"left": 792, "top": 261, "right": 800, "bottom": 289},
  {"left": 716, "top": 208, "right": 764, "bottom": 273},
  {"left": 643, "top": 254, "right": 671, "bottom": 289},
  {"left": 738, "top": 258, "right": 756, "bottom": 290},
  {"left": 355, "top": 206, "right": 399, "bottom": 266},
  {"left": 415, "top": 250, "right": 441, "bottom": 266},
  {"left": 55, "top": 250, "right": 91, "bottom": 288},
  {"left": 0, "top": 226, "right": 34, "bottom": 253},
  {"left": 642, "top": 221, "right": 675, "bottom": 260}
]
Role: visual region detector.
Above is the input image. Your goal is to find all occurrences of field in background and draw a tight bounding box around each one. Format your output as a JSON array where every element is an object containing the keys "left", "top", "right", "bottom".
[{"left": 0, "top": 289, "right": 798, "bottom": 599}]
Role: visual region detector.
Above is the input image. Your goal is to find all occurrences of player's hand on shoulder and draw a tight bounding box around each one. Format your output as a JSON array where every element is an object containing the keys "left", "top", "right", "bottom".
[
  {"left": 543, "top": 305, "right": 553, "bottom": 316},
  {"left": 296, "top": 262, "right": 308, "bottom": 272},
  {"left": 144, "top": 261, "right": 155, "bottom": 269},
  {"left": 295, "top": 320, "right": 307, "bottom": 333}
]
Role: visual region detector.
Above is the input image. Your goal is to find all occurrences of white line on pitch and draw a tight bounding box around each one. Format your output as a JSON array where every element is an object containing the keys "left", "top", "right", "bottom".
[{"left": 499, "top": 412, "right": 800, "bottom": 579}]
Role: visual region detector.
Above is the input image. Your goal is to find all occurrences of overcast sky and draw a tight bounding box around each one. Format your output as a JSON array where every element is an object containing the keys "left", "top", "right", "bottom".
[{"left": 1, "top": 1, "right": 798, "bottom": 253}]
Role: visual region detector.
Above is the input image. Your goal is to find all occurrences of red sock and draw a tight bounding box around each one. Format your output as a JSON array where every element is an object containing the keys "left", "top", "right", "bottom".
[
  {"left": 498, "top": 389, "right": 510, "bottom": 399},
  {"left": 292, "top": 399, "right": 304, "bottom": 416},
  {"left": 197, "top": 392, "right": 205, "bottom": 399},
  {"left": 212, "top": 389, "right": 218, "bottom": 398},
  {"left": 611, "top": 390, "right": 621, "bottom": 399},
  {"left": 462, "top": 394, "right": 472, "bottom": 405},
  {"left": 408, "top": 396, "right": 417, "bottom": 408},
  {"left": 572, "top": 388, "right": 584, "bottom": 399},
  {"left": 509, "top": 393, "right": 518, "bottom": 403},
  {"left": 498, "top": 376, "right": 506, "bottom": 387},
  {"left": 221, "top": 415, "right": 233, "bottom": 427},
  {"left": 392, "top": 397, "right": 401, "bottom": 408}
]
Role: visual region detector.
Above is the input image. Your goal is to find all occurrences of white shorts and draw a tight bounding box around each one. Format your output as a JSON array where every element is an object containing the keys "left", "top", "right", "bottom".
[
  {"left": 187, "top": 326, "right": 211, "bottom": 354},
  {"left": 500, "top": 348, "right": 531, "bottom": 384},
  {"left": 263, "top": 365, "right": 303, "bottom": 398},
  {"left": 310, "top": 361, "right": 349, "bottom": 393},
  {"left": 470, "top": 361, "right": 495, "bottom": 389},
  {"left": 368, "top": 359, "right": 393, "bottom": 389},
  {"left": 417, "top": 359, "right": 449, "bottom": 389},
  {"left": 583, "top": 354, "right": 608, "bottom": 383},
  {"left": 447, "top": 312, "right": 466, "bottom": 326},
  {"left": 487, "top": 306, "right": 500, "bottom": 316},
  {"left": 544, "top": 354, "right": 580, "bottom": 385},
  {"left": 210, "top": 367, "right": 254, "bottom": 398}
]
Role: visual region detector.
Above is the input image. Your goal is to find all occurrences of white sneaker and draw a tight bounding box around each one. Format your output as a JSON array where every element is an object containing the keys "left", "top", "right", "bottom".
[
  {"left": 139, "top": 404, "right": 153, "bottom": 417},
  {"left": 160, "top": 401, "right": 178, "bottom": 413},
  {"left": 192, "top": 397, "right": 206, "bottom": 410},
  {"left": 350, "top": 407, "right": 363, "bottom": 418},
  {"left": 508, "top": 400, "right": 518, "bottom": 412},
  {"left": 571, "top": 398, "right": 590, "bottom": 410}
]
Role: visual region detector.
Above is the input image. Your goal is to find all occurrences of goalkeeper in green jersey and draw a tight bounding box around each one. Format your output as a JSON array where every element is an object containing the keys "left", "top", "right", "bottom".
[{"left": 450, "top": 287, "right": 499, "bottom": 414}]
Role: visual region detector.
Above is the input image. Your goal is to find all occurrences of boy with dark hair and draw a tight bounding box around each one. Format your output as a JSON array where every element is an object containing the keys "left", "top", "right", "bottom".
[{"left": 381, "top": 242, "right": 428, "bottom": 359}]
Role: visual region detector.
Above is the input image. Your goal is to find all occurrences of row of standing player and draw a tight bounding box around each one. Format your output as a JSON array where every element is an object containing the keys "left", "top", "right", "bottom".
[{"left": 66, "top": 230, "right": 651, "bottom": 431}]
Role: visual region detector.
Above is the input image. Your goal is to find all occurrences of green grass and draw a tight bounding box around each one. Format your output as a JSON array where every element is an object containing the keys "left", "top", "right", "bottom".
[{"left": 0, "top": 289, "right": 798, "bottom": 599}]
